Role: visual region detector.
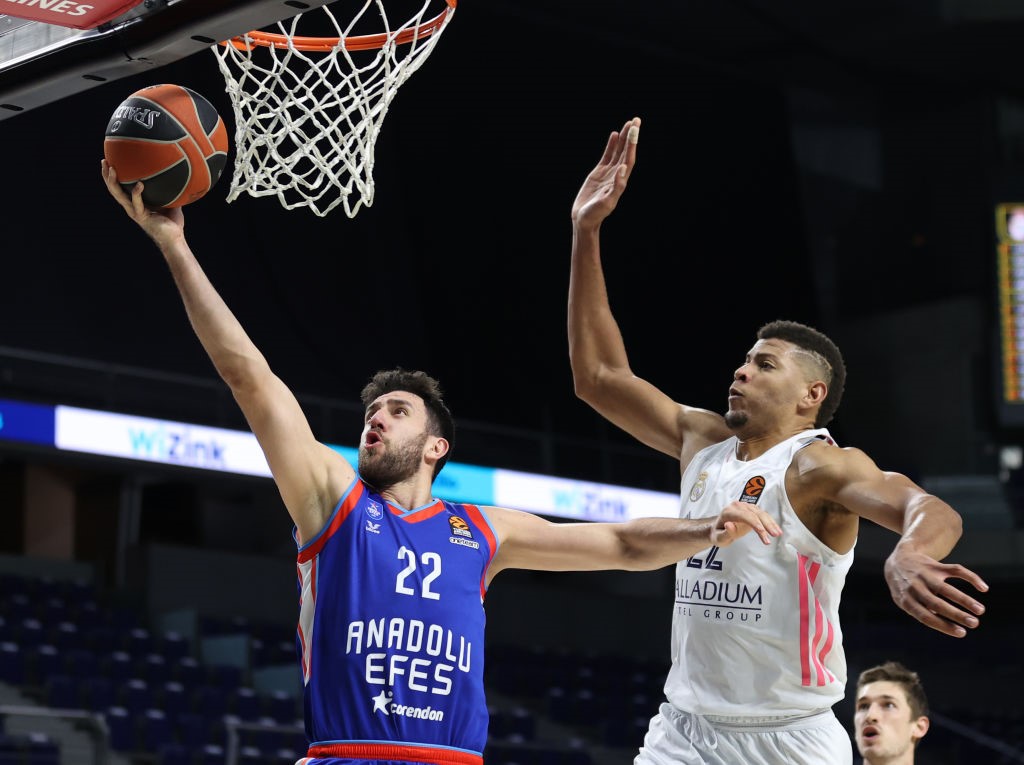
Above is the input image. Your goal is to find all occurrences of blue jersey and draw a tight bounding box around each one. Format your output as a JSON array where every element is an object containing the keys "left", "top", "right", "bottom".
[{"left": 294, "top": 478, "right": 498, "bottom": 764}]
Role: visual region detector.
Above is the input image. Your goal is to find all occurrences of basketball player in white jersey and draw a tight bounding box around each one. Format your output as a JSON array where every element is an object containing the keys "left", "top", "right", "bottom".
[{"left": 567, "top": 118, "right": 989, "bottom": 764}]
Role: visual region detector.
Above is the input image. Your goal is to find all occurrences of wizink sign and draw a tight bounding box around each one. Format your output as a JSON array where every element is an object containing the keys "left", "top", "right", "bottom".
[
  {"left": 493, "top": 469, "right": 678, "bottom": 522},
  {"left": 126, "top": 424, "right": 226, "bottom": 469},
  {"left": 54, "top": 406, "right": 271, "bottom": 476}
]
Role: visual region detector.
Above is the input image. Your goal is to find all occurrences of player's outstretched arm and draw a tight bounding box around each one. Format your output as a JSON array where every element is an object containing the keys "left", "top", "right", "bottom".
[
  {"left": 484, "top": 502, "right": 781, "bottom": 582},
  {"left": 568, "top": 120, "right": 729, "bottom": 461},
  {"left": 101, "top": 161, "right": 354, "bottom": 544},
  {"left": 808, "top": 445, "right": 988, "bottom": 638}
]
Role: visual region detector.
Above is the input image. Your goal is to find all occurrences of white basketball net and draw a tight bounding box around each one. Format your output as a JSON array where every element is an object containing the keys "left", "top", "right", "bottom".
[{"left": 212, "top": 0, "right": 455, "bottom": 217}]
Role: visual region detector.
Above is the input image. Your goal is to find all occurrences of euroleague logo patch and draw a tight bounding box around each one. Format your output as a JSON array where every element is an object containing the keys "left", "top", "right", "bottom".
[
  {"left": 739, "top": 476, "right": 765, "bottom": 504},
  {"left": 449, "top": 515, "right": 479, "bottom": 549}
]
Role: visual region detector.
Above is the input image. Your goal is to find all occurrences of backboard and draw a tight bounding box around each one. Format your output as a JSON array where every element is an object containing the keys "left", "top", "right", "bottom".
[{"left": 0, "top": 0, "right": 335, "bottom": 120}]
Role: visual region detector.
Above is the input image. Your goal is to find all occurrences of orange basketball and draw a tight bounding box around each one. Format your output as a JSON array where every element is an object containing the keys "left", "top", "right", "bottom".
[{"left": 103, "top": 84, "right": 229, "bottom": 209}]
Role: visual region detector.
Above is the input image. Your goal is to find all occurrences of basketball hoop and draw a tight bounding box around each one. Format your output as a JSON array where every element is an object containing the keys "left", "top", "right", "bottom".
[{"left": 213, "top": 0, "right": 457, "bottom": 217}]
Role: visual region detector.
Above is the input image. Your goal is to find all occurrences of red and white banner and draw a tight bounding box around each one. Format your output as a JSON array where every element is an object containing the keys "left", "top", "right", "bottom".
[{"left": 1, "top": 0, "right": 144, "bottom": 30}]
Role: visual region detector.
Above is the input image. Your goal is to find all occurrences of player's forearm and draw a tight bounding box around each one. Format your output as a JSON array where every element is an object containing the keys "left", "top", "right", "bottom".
[
  {"left": 615, "top": 517, "right": 715, "bottom": 571},
  {"left": 159, "top": 237, "right": 268, "bottom": 390},
  {"left": 568, "top": 225, "right": 632, "bottom": 398},
  {"left": 891, "top": 494, "right": 964, "bottom": 561}
]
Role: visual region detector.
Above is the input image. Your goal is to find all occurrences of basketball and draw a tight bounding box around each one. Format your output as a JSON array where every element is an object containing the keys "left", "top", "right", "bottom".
[{"left": 103, "top": 84, "right": 229, "bottom": 209}]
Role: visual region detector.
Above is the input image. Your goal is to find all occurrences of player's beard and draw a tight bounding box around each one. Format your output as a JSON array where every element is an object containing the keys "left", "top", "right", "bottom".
[
  {"left": 358, "top": 431, "right": 429, "bottom": 490},
  {"left": 724, "top": 410, "right": 749, "bottom": 429}
]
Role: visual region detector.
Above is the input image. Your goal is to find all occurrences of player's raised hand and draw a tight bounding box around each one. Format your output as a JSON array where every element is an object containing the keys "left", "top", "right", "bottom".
[
  {"left": 101, "top": 159, "right": 184, "bottom": 247},
  {"left": 710, "top": 500, "right": 783, "bottom": 548},
  {"left": 884, "top": 546, "right": 988, "bottom": 638},
  {"left": 571, "top": 117, "right": 640, "bottom": 229}
]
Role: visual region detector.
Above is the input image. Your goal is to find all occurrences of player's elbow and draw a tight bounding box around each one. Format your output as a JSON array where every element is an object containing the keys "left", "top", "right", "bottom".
[
  {"left": 571, "top": 363, "right": 617, "bottom": 408},
  {"left": 614, "top": 526, "right": 673, "bottom": 572},
  {"left": 217, "top": 349, "right": 271, "bottom": 393}
]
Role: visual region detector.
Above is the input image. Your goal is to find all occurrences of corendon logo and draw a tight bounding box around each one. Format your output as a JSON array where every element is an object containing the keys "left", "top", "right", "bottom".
[{"left": 371, "top": 690, "right": 445, "bottom": 721}]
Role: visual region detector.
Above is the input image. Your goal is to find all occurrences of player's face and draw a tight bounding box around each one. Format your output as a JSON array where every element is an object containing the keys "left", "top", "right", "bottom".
[
  {"left": 854, "top": 681, "right": 928, "bottom": 763},
  {"left": 725, "top": 338, "right": 815, "bottom": 431},
  {"left": 358, "top": 391, "right": 432, "bottom": 488}
]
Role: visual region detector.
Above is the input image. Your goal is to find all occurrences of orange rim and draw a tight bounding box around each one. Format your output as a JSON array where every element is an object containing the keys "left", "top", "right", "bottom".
[{"left": 223, "top": 0, "right": 457, "bottom": 52}]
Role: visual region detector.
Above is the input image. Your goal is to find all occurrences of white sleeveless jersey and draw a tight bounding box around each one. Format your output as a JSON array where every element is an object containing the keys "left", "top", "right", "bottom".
[{"left": 664, "top": 428, "right": 854, "bottom": 717}]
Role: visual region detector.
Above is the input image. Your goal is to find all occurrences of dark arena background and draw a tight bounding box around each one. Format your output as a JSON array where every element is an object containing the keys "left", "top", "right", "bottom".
[{"left": 0, "top": 1, "right": 1023, "bottom": 763}]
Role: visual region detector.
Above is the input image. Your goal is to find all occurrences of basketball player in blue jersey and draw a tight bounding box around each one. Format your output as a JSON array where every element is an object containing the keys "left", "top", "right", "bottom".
[
  {"left": 566, "top": 119, "right": 989, "bottom": 765},
  {"left": 102, "top": 160, "right": 788, "bottom": 765}
]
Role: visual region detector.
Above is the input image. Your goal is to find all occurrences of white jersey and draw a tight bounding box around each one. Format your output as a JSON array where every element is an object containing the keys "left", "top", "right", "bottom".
[{"left": 664, "top": 429, "right": 854, "bottom": 717}]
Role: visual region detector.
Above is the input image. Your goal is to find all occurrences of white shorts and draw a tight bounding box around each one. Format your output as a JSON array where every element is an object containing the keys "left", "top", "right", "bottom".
[{"left": 634, "top": 703, "right": 853, "bottom": 765}]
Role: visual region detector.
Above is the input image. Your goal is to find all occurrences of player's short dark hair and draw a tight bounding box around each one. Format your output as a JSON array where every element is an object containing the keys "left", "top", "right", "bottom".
[
  {"left": 360, "top": 368, "right": 455, "bottom": 478},
  {"left": 757, "top": 320, "right": 846, "bottom": 428},
  {"left": 857, "top": 661, "right": 930, "bottom": 720}
]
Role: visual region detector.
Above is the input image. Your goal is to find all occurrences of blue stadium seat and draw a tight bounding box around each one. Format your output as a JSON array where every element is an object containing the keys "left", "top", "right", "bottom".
[
  {"left": 34, "top": 579, "right": 63, "bottom": 601},
  {"left": 239, "top": 744, "right": 266, "bottom": 764},
  {"left": 24, "top": 731, "right": 59, "bottom": 765},
  {"left": 194, "top": 685, "right": 229, "bottom": 717},
  {"left": 244, "top": 718, "right": 294, "bottom": 753},
  {"left": 0, "top": 732, "right": 23, "bottom": 758},
  {"left": 156, "top": 743, "right": 191, "bottom": 765},
  {"left": 128, "top": 628, "right": 153, "bottom": 656},
  {"left": 141, "top": 653, "right": 170, "bottom": 685},
  {"left": 138, "top": 709, "right": 174, "bottom": 753},
  {"left": 198, "top": 744, "right": 225, "bottom": 765},
  {"left": 7, "top": 594, "right": 34, "bottom": 621},
  {"left": 28, "top": 644, "right": 61, "bottom": 686},
  {"left": 18, "top": 618, "right": 44, "bottom": 648},
  {"left": 175, "top": 712, "right": 209, "bottom": 750},
  {"left": 44, "top": 674, "right": 80, "bottom": 709},
  {"left": 507, "top": 707, "right": 535, "bottom": 740},
  {"left": 73, "top": 600, "right": 101, "bottom": 631},
  {"left": 104, "top": 706, "right": 135, "bottom": 752},
  {"left": 84, "top": 625, "right": 118, "bottom": 654},
  {"left": 40, "top": 598, "right": 69, "bottom": 626},
  {"left": 159, "top": 681, "right": 190, "bottom": 720},
  {"left": 104, "top": 651, "right": 135, "bottom": 684},
  {"left": 174, "top": 656, "right": 205, "bottom": 686},
  {"left": 207, "top": 663, "right": 243, "bottom": 689},
  {"left": 232, "top": 686, "right": 261, "bottom": 720},
  {"left": 160, "top": 631, "right": 189, "bottom": 662},
  {"left": 120, "top": 678, "right": 153, "bottom": 710},
  {"left": 80, "top": 676, "right": 115, "bottom": 711},
  {"left": 545, "top": 686, "right": 571, "bottom": 724},
  {"left": 267, "top": 690, "right": 297, "bottom": 724},
  {"left": 64, "top": 648, "right": 99, "bottom": 678},
  {"left": 65, "top": 580, "right": 97, "bottom": 603},
  {"left": 0, "top": 641, "right": 25, "bottom": 684}
]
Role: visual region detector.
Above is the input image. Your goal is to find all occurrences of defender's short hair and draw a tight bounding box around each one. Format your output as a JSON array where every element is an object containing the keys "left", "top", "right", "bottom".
[{"left": 758, "top": 320, "right": 846, "bottom": 427}]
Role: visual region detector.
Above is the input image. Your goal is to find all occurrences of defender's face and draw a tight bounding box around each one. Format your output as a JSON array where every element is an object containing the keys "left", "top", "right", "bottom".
[
  {"left": 855, "top": 681, "right": 928, "bottom": 761},
  {"left": 725, "top": 338, "right": 812, "bottom": 430}
]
